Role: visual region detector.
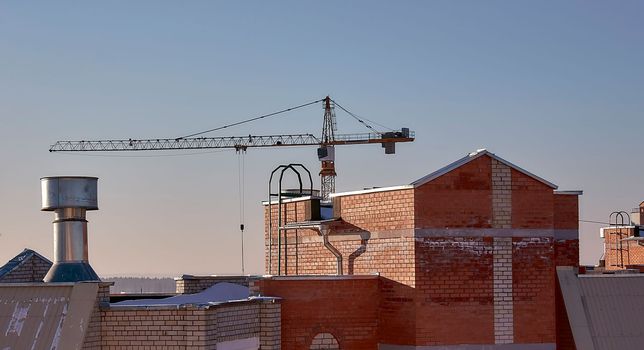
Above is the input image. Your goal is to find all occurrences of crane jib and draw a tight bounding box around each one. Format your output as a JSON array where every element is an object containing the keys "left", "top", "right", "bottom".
[{"left": 49, "top": 131, "right": 415, "bottom": 152}]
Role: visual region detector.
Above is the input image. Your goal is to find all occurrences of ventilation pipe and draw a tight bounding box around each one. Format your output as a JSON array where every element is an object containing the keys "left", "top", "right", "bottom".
[{"left": 41, "top": 176, "right": 100, "bottom": 282}]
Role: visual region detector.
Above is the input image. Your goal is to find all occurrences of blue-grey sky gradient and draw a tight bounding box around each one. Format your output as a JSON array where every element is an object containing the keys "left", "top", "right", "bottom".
[{"left": 1, "top": 1, "right": 642, "bottom": 276}]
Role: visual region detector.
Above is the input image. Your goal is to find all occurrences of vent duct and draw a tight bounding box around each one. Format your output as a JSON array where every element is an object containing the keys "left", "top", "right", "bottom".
[{"left": 41, "top": 176, "right": 100, "bottom": 282}]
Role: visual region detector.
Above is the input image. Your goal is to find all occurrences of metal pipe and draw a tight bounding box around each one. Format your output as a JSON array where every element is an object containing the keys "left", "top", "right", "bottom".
[
  {"left": 41, "top": 176, "right": 100, "bottom": 282},
  {"left": 321, "top": 228, "right": 343, "bottom": 275}
]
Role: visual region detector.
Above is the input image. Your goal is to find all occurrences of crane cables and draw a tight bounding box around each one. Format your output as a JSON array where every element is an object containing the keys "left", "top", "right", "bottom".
[
  {"left": 178, "top": 98, "right": 325, "bottom": 139},
  {"left": 331, "top": 98, "right": 395, "bottom": 134}
]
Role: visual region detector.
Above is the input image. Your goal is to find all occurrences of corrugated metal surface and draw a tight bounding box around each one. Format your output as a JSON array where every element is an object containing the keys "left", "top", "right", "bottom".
[
  {"left": 578, "top": 275, "right": 644, "bottom": 350},
  {"left": 0, "top": 283, "right": 97, "bottom": 350}
]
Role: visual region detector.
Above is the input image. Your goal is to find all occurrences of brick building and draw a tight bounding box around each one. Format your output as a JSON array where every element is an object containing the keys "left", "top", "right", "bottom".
[
  {"left": 599, "top": 202, "right": 644, "bottom": 270},
  {"left": 260, "top": 149, "right": 582, "bottom": 349},
  {"left": 0, "top": 248, "right": 52, "bottom": 283},
  {"left": 1, "top": 149, "right": 586, "bottom": 349}
]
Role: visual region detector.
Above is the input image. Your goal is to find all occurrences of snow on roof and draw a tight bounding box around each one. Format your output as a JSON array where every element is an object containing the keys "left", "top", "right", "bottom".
[
  {"left": 0, "top": 283, "right": 98, "bottom": 349},
  {"left": 411, "top": 149, "right": 558, "bottom": 189},
  {"left": 112, "top": 282, "right": 250, "bottom": 307}
]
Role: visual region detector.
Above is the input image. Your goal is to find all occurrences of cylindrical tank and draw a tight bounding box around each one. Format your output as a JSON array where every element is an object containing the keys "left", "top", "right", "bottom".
[
  {"left": 41, "top": 176, "right": 100, "bottom": 283},
  {"left": 41, "top": 176, "right": 98, "bottom": 210}
]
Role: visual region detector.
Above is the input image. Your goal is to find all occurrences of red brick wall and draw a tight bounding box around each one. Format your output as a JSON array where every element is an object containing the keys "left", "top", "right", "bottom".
[
  {"left": 603, "top": 227, "right": 644, "bottom": 269},
  {"left": 511, "top": 169, "right": 554, "bottom": 229},
  {"left": 0, "top": 255, "right": 52, "bottom": 283},
  {"left": 414, "top": 237, "right": 494, "bottom": 345},
  {"left": 552, "top": 194, "right": 580, "bottom": 350},
  {"left": 555, "top": 276, "right": 576, "bottom": 350},
  {"left": 414, "top": 155, "right": 492, "bottom": 228},
  {"left": 260, "top": 153, "right": 582, "bottom": 348},
  {"left": 554, "top": 194, "right": 578, "bottom": 230},
  {"left": 335, "top": 189, "right": 414, "bottom": 232},
  {"left": 554, "top": 193, "right": 580, "bottom": 267},
  {"left": 378, "top": 278, "right": 416, "bottom": 346},
  {"left": 512, "top": 237, "right": 555, "bottom": 344},
  {"left": 100, "top": 307, "right": 210, "bottom": 348},
  {"left": 254, "top": 277, "right": 379, "bottom": 350},
  {"left": 98, "top": 300, "right": 275, "bottom": 349},
  {"left": 264, "top": 200, "right": 318, "bottom": 275},
  {"left": 272, "top": 237, "right": 415, "bottom": 284}
]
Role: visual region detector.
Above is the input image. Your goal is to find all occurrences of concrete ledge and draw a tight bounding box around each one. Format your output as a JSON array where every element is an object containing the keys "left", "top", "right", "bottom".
[
  {"left": 259, "top": 274, "right": 379, "bottom": 281},
  {"left": 330, "top": 185, "right": 413, "bottom": 198},
  {"left": 378, "top": 343, "right": 556, "bottom": 350},
  {"left": 277, "top": 228, "right": 578, "bottom": 245},
  {"left": 415, "top": 228, "right": 558, "bottom": 238},
  {"left": 554, "top": 229, "right": 579, "bottom": 240},
  {"left": 175, "top": 275, "right": 259, "bottom": 281}
]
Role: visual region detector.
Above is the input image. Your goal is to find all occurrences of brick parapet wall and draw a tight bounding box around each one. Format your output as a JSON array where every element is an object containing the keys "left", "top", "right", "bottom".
[
  {"left": 254, "top": 277, "right": 379, "bottom": 350},
  {"left": 334, "top": 189, "right": 414, "bottom": 232},
  {"left": 82, "top": 283, "right": 111, "bottom": 350},
  {"left": 97, "top": 298, "right": 278, "bottom": 349},
  {"left": 100, "top": 307, "right": 209, "bottom": 348},
  {"left": 259, "top": 300, "right": 281, "bottom": 350},
  {"left": 175, "top": 275, "right": 251, "bottom": 294}
]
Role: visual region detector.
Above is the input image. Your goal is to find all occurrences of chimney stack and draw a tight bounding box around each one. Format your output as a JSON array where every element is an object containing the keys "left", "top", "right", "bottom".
[{"left": 41, "top": 176, "right": 100, "bottom": 282}]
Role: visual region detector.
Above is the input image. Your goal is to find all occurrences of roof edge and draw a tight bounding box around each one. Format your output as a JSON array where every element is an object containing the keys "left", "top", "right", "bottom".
[
  {"left": 262, "top": 195, "right": 320, "bottom": 206},
  {"left": 330, "top": 185, "right": 414, "bottom": 198},
  {"left": 554, "top": 190, "right": 583, "bottom": 195},
  {"left": 411, "top": 149, "right": 558, "bottom": 189}
]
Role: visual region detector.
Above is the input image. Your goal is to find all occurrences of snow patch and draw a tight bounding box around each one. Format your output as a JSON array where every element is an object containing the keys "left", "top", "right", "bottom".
[
  {"left": 50, "top": 303, "right": 68, "bottom": 350},
  {"left": 417, "top": 238, "right": 492, "bottom": 256},
  {"left": 113, "top": 282, "right": 249, "bottom": 307},
  {"left": 5, "top": 303, "right": 30, "bottom": 337}
]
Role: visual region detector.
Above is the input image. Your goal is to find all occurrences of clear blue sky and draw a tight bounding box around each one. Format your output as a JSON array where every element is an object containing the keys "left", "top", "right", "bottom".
[{"left": 1, "top": 1, "right": 642, "bottom": 276}]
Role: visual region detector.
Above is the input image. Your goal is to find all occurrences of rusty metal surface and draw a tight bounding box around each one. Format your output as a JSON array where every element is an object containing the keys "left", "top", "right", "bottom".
[{"left": 0, "top": 283, "right": 98, "bottom": 350}]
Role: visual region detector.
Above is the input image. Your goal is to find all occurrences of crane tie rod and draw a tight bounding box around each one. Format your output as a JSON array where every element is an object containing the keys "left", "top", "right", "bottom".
[
  {"left": 331, "top": 99, "right": 391, "bottom": 135},
  {"left": 177, "top": 98, "right": 324, "bottom": 140}
]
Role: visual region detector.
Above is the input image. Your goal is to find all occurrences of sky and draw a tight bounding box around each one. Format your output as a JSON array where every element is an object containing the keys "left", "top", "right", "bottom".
[{"left": 0, "top": 1, "right": 642, "bottom": 276}]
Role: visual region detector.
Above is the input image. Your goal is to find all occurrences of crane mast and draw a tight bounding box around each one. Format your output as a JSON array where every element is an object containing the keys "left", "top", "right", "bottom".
[
  {"left": 49, "top": 96, "right": 415, "bottom": 200},
  {"left": 319, "top": 96, "right": 337, "bottom": 200}
]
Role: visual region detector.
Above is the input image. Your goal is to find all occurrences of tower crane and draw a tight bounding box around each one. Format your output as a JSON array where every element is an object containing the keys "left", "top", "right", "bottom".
[{"left": 49, "top": 96, "right": 415, "bottom": 200}]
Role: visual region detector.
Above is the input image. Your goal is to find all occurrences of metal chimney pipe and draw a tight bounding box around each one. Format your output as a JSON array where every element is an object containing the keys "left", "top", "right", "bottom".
[{"left": 41, "top": 176, "right": 100, "bottom": 282}]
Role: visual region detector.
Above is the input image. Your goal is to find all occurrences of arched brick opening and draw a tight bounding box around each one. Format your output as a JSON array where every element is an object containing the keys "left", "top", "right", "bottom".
[{"left": 309, "top": 332, "right": 340, "bottom": 350}]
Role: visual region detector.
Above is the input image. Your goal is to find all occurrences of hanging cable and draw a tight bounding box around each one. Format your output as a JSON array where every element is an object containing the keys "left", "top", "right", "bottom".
[
  {"left": 237, "top": 148, "right": 246, "bottom": 275},
  {"left": 331, "top": 99, "right": 395, "bottom": 134},
  {"left": 178, "top": 98, "right": 324, "bottom": 139}
]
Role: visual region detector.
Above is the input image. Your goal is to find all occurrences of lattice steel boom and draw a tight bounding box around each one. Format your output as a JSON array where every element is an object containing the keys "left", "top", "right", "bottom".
[
  {"left": 49, "top": 96, "right": 415, "bottom": 199},
  {"left": 49, "top": 132, "right": 414, "bottom": 152}
]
